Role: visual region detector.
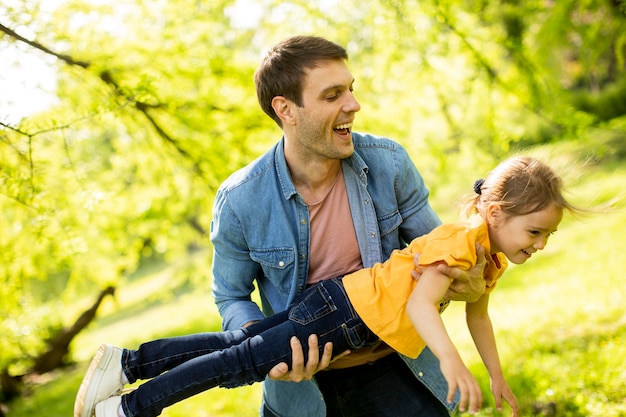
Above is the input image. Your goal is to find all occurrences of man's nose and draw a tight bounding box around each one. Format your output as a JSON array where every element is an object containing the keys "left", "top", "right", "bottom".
[{"left": 344, "top": 91, "right": 361, "bottom": 113}]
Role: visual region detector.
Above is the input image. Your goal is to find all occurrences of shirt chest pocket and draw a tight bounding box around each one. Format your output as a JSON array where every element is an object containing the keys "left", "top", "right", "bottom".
[{"left": 250, "top": 248, "right": 295, "bottom": 290}]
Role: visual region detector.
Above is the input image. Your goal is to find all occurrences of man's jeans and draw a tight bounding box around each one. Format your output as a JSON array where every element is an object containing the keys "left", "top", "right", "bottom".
[
  {"left": 261, "top": 353, "right": 450, "bottom": 417},
  {"left": 118, "top": 278, "right": 379, "bottom": 417},
  {"left": 316, "top": 353, "right": 449, "bottom": 417}
]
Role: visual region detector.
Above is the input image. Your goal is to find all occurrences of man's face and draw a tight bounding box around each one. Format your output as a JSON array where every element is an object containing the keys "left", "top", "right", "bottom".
[{"left": 292, "top": 59, "right": 361, "bottom": 161}]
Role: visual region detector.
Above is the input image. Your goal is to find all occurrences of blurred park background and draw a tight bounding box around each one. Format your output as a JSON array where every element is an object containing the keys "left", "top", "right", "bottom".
[{"left": 1, "top": 0, "right": 625, "bottom": 416}]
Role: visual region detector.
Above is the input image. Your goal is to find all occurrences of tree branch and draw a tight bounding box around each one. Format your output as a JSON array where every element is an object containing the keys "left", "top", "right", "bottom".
[
  {"left": 0, "top": 22, "right": 90, "bottom": 68},
  {"left": 0, "top": 22, "right": 203, "bottom": 173}
]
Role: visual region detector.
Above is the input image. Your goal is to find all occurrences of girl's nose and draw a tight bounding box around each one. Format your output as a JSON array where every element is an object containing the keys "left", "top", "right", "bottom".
[{"left": 534, "top": 237, "right": 547, "bottom": 250}]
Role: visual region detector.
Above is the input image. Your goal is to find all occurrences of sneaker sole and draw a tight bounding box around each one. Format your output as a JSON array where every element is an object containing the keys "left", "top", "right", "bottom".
[{"left": 74, "top": 344, "right": 119, "bottom": 417}]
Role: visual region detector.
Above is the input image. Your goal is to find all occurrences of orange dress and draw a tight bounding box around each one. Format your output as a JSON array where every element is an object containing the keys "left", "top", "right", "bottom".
[{"left": 343, "top": 214, "right": 507, "bottom": 358}]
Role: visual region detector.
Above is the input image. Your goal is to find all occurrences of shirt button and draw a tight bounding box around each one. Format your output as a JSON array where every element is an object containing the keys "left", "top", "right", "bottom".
[
  {"left": 279, "top": 261, "right": 285, "bottom": 267},
  {"left": 418, "top": 371, "right": 424, "bottom": 377},
  {"left": 370, "top": 232, "right": 376, "bottom": 238},
  {"left": 301, "top": 219, "right": 306, "bottom": 224}
]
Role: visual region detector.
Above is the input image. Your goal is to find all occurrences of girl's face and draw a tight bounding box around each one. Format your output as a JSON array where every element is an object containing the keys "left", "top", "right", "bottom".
[{"left": 488, "top": 203, "right": 563, "bottom": 265}]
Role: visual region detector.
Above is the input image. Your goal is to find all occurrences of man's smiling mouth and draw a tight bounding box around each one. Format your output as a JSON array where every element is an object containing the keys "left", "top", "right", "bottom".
[{"left": 334, "top": 122, "right": 352, "bottom": 135}]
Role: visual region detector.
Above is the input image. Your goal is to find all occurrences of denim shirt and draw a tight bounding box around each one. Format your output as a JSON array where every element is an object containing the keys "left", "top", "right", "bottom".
[{"left": 210, "top": 132, "right": 457, "bottom": 416}]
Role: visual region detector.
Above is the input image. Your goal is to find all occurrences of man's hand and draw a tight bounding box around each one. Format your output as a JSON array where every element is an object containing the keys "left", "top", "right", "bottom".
[
  {"left": 267, "top": 334, "right": 334, "bottom": 382},
  {"left": 412, "top": 243, "right": 487, "bottom": 303}
]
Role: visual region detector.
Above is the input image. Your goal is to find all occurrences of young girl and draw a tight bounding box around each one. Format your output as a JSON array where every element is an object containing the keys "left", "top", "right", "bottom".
[{"left": 75, "top": 155, "right": 581, "bottom": 417}]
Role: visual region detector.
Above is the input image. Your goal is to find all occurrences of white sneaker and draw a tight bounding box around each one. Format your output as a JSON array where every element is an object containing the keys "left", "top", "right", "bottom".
[
  {"left": 74, "top": 345, "right": 124, "bottom": 417},
  {"left": 95, "top": 396, "right": 122, "bottom": 417}
]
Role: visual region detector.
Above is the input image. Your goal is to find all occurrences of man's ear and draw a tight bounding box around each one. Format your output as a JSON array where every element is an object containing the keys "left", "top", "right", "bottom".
[{"left": 271, "top": 96, "right": 296, "bottom": 126}]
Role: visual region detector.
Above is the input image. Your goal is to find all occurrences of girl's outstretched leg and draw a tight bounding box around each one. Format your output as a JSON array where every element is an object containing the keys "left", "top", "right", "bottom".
[
  {"left": 75, "top": 329, "right": 251, "bottom": 417},
  {"left": 120, "top": 326, "right": 296, "bottom": 417}
]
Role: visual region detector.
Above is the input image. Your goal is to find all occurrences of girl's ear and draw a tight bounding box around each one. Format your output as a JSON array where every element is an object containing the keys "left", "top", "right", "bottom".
[
  {"left": 486, "top": 203, "right": 503, "bottom": 225},
  {"left": 271, "top": 96, "right": 296, "bottom": 126}
]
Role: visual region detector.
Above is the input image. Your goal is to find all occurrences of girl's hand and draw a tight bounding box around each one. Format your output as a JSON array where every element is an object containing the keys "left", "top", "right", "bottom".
[
  {"left": 491, "top": 377, "right": 519, "bottom": 417},
  {"left": 440, "top": 358, "right": 483, "bottom": 414}
]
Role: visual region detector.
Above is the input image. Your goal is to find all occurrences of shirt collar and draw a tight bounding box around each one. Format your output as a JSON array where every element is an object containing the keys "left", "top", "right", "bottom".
[{"left": 274, "top": 136, "right": 370, "bottom": 201}]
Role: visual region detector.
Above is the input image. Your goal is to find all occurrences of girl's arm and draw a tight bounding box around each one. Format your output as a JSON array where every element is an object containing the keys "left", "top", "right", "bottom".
[
  {"left": 466, "top": 295, "right": 519, "bottom": 417},
  {"left": 407, "top": 264, "right": 483, "bottom": 414}
]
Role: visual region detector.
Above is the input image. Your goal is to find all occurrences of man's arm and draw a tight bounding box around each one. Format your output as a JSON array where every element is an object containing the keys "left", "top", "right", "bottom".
[{"left": 211, "top": 187, "right": 267, "bottom": 329}]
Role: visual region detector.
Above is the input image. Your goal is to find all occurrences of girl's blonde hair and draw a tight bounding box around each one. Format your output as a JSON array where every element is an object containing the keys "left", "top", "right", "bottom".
[{"left": 460, "top": 156, "right": 580, "bottom": 219}]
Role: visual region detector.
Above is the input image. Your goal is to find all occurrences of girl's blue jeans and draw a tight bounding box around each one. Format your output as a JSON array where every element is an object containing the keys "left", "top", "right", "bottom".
[{"left": 119, "top": 277, "right": 379, "bottom": 417}]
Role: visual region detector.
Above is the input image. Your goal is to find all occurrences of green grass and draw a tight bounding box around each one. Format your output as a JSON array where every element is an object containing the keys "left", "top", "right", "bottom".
[{"left": 5, "top": 140, "right": 626, "bottom": 417}]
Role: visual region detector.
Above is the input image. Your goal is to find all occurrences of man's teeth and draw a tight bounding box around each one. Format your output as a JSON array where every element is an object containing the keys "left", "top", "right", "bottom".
[{"left": 334, "top": 123, "right": 352, "bottom": 130}]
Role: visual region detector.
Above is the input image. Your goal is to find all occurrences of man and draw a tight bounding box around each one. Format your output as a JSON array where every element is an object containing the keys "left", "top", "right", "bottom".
[{"left": 210, "top": 35, "right": 486, "bottom": 417}]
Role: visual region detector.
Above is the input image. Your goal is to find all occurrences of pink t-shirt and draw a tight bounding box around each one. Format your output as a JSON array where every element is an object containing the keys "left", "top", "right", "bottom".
[
  {"left": 307, "top": 168, "right": 394, "bottom": 368},
  {"left": 307, "top": 168, "right": 362, "bottom": 285}
]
